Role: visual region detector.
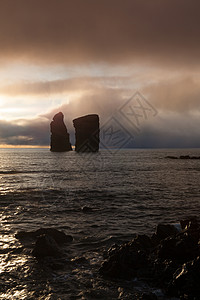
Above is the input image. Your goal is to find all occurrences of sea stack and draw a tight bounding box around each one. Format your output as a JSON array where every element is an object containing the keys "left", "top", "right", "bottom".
[
  {"left": 50, "top": 112, "right": 72, "bottom": 152},
  {"left": 73, "top": 114, "right": 99, "bottom": 152}
]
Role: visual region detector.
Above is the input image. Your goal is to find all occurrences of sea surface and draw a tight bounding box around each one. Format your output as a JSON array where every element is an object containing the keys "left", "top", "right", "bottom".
[{"left": 0, "top": 148, "right": 200, "bottom": 299}]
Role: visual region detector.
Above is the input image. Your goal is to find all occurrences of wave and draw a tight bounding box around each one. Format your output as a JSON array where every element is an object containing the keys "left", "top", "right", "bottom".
[{"left": 0, "top": 170, "right": 23, "bottom": 175}]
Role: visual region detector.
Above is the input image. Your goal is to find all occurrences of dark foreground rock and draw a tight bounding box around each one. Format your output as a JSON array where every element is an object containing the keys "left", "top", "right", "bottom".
[
  {"left": 50, "top": 112, "right": 72, "bottom": 152},
  {"left": 32, "top": 234, "right": 62, "bottom": 258},
  {"left": 73, "top": 114, "right": 99, "bottom": 152},
  {"left": 15, "top": 228, "right": 73, "bottom": 258},
  {"left": 100, "top": 217, "right": 200, "bottom": 299}
]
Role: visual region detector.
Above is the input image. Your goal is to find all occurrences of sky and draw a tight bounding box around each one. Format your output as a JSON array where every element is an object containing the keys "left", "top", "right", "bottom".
[{"left": 0, "top": 0, "right": 200, "bottom": 148}]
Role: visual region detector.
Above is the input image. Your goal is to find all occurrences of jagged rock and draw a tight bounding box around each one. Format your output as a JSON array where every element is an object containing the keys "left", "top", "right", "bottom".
[
  {"left": 167, "top": 256, "right": 200, "bottom": 298},
  {"left": 180, "top": 216, "right": 199, "bottom": 230},
  {"left": 50, "top": 112, "right": 72, "bottom": 152},
  {"left": 32, "top": 234, "right": 61, "bottom": 257},
  {"left": 157, "top": 235, "right": 199, "bottom": 262},
  {"left": 155, "top": 224, "right": 179, "bottom": 241},
  {"left": 100, "top": 218, "right": 200, "bottom": 298},
  {"left": 73, "top": 114, "right": 99, "bottom": 152},
  {"left": 99, "top": 235, "right": 151, "bottom": 279}
]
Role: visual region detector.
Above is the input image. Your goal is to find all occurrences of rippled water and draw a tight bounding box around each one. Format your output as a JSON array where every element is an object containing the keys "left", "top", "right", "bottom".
[{"left": 1, "top": 148, "right": 200, "bottom": 299}]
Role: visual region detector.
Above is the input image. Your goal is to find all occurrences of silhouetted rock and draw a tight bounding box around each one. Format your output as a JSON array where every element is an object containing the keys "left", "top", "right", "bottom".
[
  {"left": 157, "top": 235, "right": 199, "bottom": 262},
  {"left": 167, "top": 256, "right": 200, "bottom": 298},
  {"left": 166, "top": 155, "right": 200, "bottom": 160},
  {"left": 50, "top": 112, "right": 72, "bottom": 152},
  {"left": 34, "top": 228, "right": 73, "bottom": 244},
  {"left": 100, "top": 235, "right": 152, "bottom": 280},
  {"left": 82, "top": 206, "right": 93, "bottom": 213},
  {"left": 16, "top": 228, "right": 73, "bottom": 245},
  {"left": 32, "top": 234, "right": 61, "bottom": 257},
  {"left": 100, "top": 218, "right": 200, "bottom": 298},
  {"left": 155, "top": 224, "right": 179, "bottom": 241},
  {"left": 73, "top": 114, "right": 99, "bottom": 152}
]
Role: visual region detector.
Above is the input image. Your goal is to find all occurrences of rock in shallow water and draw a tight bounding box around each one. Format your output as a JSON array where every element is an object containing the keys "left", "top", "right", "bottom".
[
  {"left": 34, "top": 228, "right": 73, "bottom": 245},
  {"left": 16, "top": 227, "right": 73, "bottom": 245},
  {"left": 32, "top": 234, "right": 62, "bottom": 258},
  {"left": 15, "top": 228, "right": 73, "bottom": 258}
]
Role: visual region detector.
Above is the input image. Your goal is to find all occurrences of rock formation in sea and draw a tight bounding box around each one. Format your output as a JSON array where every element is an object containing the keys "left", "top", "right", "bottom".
[
  {"left": 73, "top": 114, "right": 99, "bottom": 152},
  {"left": 50, "top": 112, "right": 72, "bottom": 152},
  {"left": 15, "top": 228, "right": 73, "bottom": 258},
  {"left": 166, "top": 155, "right": 200, "bottom": 159}
]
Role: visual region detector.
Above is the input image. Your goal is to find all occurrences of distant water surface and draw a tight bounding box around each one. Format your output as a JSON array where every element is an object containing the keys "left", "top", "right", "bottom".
[{"left": 0, "top": 148, "right": 200, "bottom": 299}]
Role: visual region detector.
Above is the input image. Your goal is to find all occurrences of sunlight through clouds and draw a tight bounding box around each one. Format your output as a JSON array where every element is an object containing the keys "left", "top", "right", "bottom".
[{"left": 0, "top": 0, "right": 200, "bottom": 147}]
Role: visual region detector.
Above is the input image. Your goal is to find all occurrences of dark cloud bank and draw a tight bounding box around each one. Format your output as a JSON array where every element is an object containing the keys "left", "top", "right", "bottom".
[{"left": 0, "top": 0, "right": 200, "bottom": 67}]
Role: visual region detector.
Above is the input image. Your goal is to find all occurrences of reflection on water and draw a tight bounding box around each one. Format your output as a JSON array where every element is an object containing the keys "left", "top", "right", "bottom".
[{"left": 0, "top": 149, "right": 200, "bottom": 298}]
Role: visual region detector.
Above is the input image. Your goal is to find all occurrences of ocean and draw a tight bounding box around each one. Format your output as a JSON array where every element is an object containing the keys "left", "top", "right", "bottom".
[{"left": 0, "top": 148, "right": 200, "bottom": 299}]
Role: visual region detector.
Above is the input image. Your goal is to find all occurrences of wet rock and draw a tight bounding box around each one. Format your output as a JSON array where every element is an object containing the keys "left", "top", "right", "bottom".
[
  {"left": 100, "top": 236, "right": 150, "bottom": 280},
  {"left": 50, "top": 112, "right": 72, "bottom": 152},
  {"left": 153, "top": 258, "right": 179, "bottom": 287},
  {"left": 82, "top": 206, "right": 93, "bottom": 213},
  {"left": 100, "top": 217, "right": 200, "bottom": 298},
  {"left": 167, "top": 256, "right": 200, "bottom": 298},
  {"left": 32, "top": 234, "right": 62, "bottom": 258},
  {"left": 15, "top": 230, "right": 35, "bottom": 240},
  {"left": 71, "top": 256, "right": 88, "bottom": 264},
  {"left": 155, "top": 224, "right": 179, "bottom": 241},
  {"left": 180, "top": 216, "right": 199, "bottom": 229},
  {"left": 34, "top": 228, "right": 73, "bottom": 245},
  {"left": 73, "top": 114, "right": 99, "bottom": 152},
  {"left": 157, "top": 235, "right": 199, "bottom": 262},
  {"left": 16, "top": 228, "right": 73, "bottom": 245},
  {"left": 129, "top": 234, "right": 155, "bottom": 252}
]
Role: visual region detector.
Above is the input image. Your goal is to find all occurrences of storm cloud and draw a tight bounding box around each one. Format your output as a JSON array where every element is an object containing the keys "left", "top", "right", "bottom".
[
  {"left": 0, "top": 0, "right": 200, "bottom": 67},
  {"left": 0, "top": 1, "right": 200, "bottom": 148}
]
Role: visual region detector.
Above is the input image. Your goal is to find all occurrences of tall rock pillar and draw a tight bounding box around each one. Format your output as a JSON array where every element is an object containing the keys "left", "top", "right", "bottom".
[
  {"left": 50, "top": 112, "right": 72, "bottom": 152},
  {"left": 73, "top": 114, "right": 99, "bottom": 152}
]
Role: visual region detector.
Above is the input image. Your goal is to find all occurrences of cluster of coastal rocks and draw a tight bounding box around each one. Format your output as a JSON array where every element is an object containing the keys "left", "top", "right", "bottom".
[
  {"left": 100, "top": 217, "right": 200, "bottom": 299},
  {"left": 50, "top": 112, "right": 99, "bottom": 152},
  {"left": 14, "top": 218, "right": 200, "bottom": 298}
]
